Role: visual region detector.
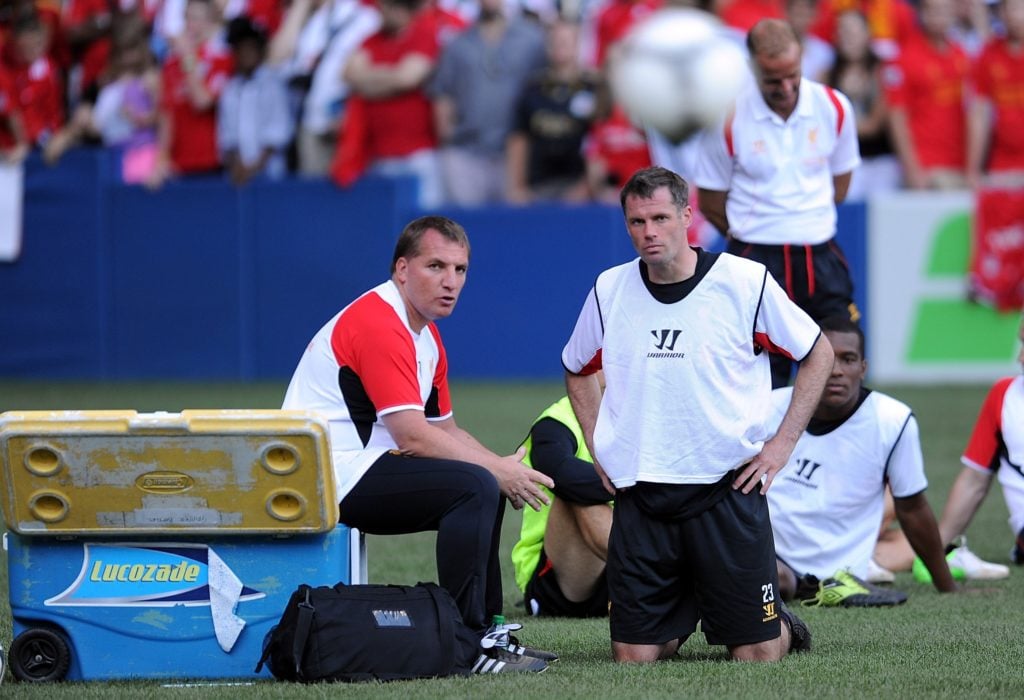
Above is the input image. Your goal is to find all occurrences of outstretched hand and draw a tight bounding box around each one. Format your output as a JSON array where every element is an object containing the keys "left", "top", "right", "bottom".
[{"left": 499, "top": 446, "right": 554, "bottom": 511}]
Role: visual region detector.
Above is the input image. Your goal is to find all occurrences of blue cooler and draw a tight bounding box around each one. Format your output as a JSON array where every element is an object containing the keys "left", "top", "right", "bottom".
[{"left": 0, "top": 410, "right": 363, "bottom": 682}]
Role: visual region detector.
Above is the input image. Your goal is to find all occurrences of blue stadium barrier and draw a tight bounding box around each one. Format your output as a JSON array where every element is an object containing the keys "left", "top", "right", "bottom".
[{"left": 0, "top": 150, "right": 867, "bottom": 380}]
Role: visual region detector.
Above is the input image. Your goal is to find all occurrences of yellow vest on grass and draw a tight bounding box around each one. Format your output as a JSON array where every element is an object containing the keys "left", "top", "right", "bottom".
[{"left": 510, "top": 396, "right": 593, "bottom": 593}]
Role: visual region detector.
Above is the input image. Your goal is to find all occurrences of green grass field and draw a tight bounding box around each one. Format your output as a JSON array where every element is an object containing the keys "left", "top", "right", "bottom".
[{"left": 1, "top": 380, "right": 1022, "bottom": 699}]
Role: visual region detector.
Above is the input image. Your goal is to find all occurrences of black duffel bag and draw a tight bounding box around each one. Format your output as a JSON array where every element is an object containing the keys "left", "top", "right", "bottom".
[{"left": 256, "top": 581, "right": 480, "bottom": 682}]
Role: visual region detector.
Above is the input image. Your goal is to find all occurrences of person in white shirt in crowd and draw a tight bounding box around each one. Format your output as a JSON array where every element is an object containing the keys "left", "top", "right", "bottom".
[
  {"left": 218, "top": 16, "right": 293, "bottom": 184},
  {"left": 265, "top": 0, "right": 380, "bottom": 176}
]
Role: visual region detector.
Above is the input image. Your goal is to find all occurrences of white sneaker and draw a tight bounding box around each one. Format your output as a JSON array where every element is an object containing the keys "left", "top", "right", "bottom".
[
  {"left": 866, "top": 558, "right": 896, "bottom": 584},
  {"left": 948, "top": 537, "right": 1010, "bottom": 580}
]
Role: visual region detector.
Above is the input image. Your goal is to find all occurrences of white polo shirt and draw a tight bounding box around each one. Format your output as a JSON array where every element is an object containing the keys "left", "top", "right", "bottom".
[{"left": 694, "top": 78, "right": 861, "bottom": 245}]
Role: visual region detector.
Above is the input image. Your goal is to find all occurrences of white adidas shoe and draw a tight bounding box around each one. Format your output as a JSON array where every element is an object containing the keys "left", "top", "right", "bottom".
[
  {"left": 480, "top": 623, "right": 559, "bottom": 662},
  {"left": 948, "top": 537, "right": 1010, "bottom": 580},
  {"left": 472, "top": 646, "right": 548, "bottom": 674}
]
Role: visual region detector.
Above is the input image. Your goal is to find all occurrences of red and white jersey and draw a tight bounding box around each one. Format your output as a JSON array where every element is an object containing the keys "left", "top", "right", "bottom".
[
  {"left": 767, "top": 387, "right": 927, "bottom": 580},
  {"left": 358, "top": 14, "right": 440, "bottom": 159},
  {"left": 962, "top": 375, "right": 1024, "bottom": 535},
  {"left": 882, "top": 35, "right": 970, "bottom": 170},
  {"left": 160, "top": 40, "right": 234, "bottom": 173},
  {"left": 694, "top": 79, "right": 861, "bottom": 246},
  {"left": 562, "top": 252, "right": 820, "bottom": 487},
  {"left": 971, "top": 38, "right": 1024, "bottom": 173},
  {"left": 282, "top": 280, "right": 453, "bottom": 501},
  {"left": 8, "top": 55, "right": 64, "bottom": 144}
]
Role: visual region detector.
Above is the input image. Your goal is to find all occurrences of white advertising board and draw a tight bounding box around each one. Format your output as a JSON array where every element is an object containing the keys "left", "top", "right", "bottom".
[{"left": 868, "top": 192, "right": 1019, "bottom": 384}]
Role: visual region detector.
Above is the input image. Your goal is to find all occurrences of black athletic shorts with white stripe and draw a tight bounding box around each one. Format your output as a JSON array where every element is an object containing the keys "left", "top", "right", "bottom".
[{"left": 607, "top": 475, "right": 782, "bottom": 648}]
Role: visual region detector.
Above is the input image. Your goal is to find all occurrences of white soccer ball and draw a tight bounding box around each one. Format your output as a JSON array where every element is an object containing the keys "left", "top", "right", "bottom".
[{"left": 609, "top": 8, "right": 749, "bottom": 143}]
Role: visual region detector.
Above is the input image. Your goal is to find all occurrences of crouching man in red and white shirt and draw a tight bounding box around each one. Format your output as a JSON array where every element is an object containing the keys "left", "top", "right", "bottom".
[{"left": 282, "top": 215, "right": 555, "bottom": 673}]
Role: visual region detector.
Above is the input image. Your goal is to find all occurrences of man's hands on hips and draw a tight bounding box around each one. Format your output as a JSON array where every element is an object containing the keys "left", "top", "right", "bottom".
[
  {"left": 735, "top": 335, "right": 833, "bottom": 494},
  {"left": 732, "top": 438, "right": 791, "bottom": 495}
]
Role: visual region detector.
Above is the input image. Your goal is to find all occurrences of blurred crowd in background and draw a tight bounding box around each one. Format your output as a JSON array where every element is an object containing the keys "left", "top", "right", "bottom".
[{"left": 0, "top": 0, "right": 1020, "bottom": 209}]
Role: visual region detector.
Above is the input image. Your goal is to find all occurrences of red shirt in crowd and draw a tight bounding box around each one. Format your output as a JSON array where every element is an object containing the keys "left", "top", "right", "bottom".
[
  {"left": 160, "top": 41, "right": 233, "bottom": 173},
  {"left": 359, "top": 15, "right": 440, "bottom": 160},
  {"left": 235, "top": 0, "right": 285, "bottom": 33},
  {"left": 972, "top": 37, "right": 1024, "bottom": 172},
  {"left": 584, "top": 104, "right": 650, "bottom": 186},
  {"left": 591, "top": 0, "right": 661, "bottom": 68},
  {"left": 719, "top": 0, "right": 784, "bottom": 34},
  {"left": 62, "top": 0, "right": 113, "bottom": 93},
  {"left": 9, "top": 54, "right": 63, "bottom": 144},
  {"left": 884, "top": 35, "right": 970, "bottom": 169}
]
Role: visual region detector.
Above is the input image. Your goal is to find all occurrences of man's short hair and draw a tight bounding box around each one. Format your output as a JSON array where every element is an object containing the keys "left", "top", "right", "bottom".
[
  {"left": 819, "top": 315, "right": 865, "bottom": 357},
  {"left": 390, "top": 216, "right": 470, "bottom": 274},
  {"left": 746, "top": 18, "right": 800, "bottom": 58},
  {"left": 619, "top": 166, "right": 689, "bottom": 213}
]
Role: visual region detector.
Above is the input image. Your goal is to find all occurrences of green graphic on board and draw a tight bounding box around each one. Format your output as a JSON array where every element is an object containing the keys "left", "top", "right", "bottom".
[
  {"left": 908, "top": 211, "right": 1019, "bottom": 363},
  {"left": 926, "top": 213, "right": 972, "bottom": 276}
]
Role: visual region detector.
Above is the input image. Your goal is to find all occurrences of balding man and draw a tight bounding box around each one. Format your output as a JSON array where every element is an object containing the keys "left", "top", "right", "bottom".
[{"left": 695, "top": 19, "right": 862, "bottom": 388}]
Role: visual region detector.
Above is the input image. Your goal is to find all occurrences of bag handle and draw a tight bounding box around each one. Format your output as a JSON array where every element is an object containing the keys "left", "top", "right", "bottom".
[
  {"left": 422, "top": 583, "right": 456, "bottom": 676},
  {"left": 292, "top": 585, "right": 316, "bottom": 680}
]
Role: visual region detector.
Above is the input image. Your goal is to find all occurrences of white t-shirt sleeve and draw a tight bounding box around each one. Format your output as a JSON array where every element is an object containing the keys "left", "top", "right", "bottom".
[
  {"left": 562, "top": 287, "right": 604, "bottom": 374},
  {"left": 885, "top": 414, "right": 928, "bottom": 498},
  {"left": 693, "top": 120, "right": 733, "bottom": 191},
  {"left": 754, "top": 271, "right": 821, "bottom": 361},
  {"left": 830, "top": 89, "right": 862, "bottom": 176}
]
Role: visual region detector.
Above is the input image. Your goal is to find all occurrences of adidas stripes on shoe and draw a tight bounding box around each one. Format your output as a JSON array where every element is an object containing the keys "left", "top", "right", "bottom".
[
  {"left": 472, "top": 646, "right": 548, "bottom": 674},
  {"left": 507, "top": 637, "right": 559, "bottom": 662},
  {"left": 480, "top": 621, "right": 560, "bottom": 663}
]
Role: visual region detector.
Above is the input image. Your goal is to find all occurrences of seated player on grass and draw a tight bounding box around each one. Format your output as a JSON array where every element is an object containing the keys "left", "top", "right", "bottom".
[
  {"left": 874, "top": 315, "right": 1024, "bottom": 582},
  {"left": 511, "top": 389, "right": 613, "bottom": 618},
  {"left": 766, "top": 316, "right": 959, "bottom": 606}
]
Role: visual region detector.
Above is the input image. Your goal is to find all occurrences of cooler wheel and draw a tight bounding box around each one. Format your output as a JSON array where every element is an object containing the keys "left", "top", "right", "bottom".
[{"left": 9, "top": 628, "right": 72, "bottom": 682}]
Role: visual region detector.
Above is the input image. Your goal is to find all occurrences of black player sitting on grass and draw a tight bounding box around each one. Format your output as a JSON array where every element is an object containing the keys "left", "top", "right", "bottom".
[{"left": 766, "top": 316, "right": 958, "bottom": 606}]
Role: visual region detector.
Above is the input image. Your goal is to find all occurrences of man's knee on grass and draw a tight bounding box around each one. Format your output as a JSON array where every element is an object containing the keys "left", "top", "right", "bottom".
[
  {"left": 612, "top": 639, "right": 681, "bottom": 663},
  {"left": 728, "top": 632, "right": 789, "bottom": 662}
]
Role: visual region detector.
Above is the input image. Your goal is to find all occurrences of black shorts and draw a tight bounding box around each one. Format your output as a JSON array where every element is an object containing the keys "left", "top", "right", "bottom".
[
  {"left": 525, "top": 547, "right": 609, "bottom": 618},
  {"left": 727, "top": 238, "right": 860, "bottom": 323},
  {"left": 607, "top": 480, "right": 782, "bottom": 647}
]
